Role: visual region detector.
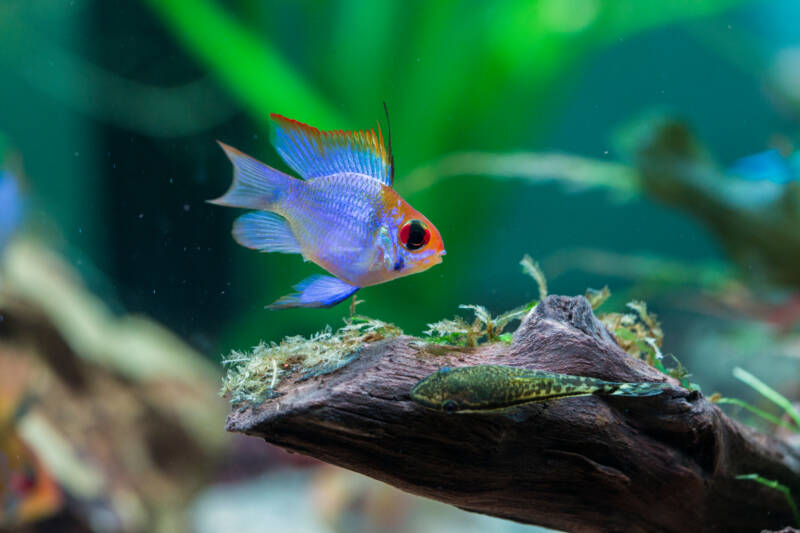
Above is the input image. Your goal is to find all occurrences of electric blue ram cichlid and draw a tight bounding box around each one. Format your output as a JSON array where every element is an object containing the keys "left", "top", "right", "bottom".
[{"left": 210, "top": 113, "right": 445, "bottom": 309}]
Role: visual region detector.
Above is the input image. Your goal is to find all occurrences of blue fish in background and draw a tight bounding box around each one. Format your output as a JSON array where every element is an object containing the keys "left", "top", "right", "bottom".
[
  {"left": 0, "top": 170, "right": 24, "bottom": 253},
  {"left": 719, "top": 149, "right": 800, "bottom": 209},
  {"left": 728, "top": 149, "right": 799, "bottom": 184}
]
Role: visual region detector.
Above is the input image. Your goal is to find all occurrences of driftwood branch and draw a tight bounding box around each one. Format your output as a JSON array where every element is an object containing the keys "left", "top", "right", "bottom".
[{"left": 226, "top": 296, "right": 800, "bottom": 533}]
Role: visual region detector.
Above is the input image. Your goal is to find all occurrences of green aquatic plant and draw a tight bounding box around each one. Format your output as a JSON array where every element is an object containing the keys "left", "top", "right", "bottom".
[
  {"left": 735, "top": 474, "right": 800, "bottom": 528},
  {"left": 220, "top": 316, "right": 402, "bottom": 404},
  {"left": 710, "top": 368, "right": 800, "bottom": 526},
  {"left": 423, "top": 303, "right": 530, "bottom": 347},
  {"left": 520, "top": 254, "right": 548, "bottom": 301},
  {"left": 596, "top": 293, "right": 700, "bottom": 389},
  {"left": 712, "top": 367, "right": 800, "bottom": 433},
  {"left": 710, "top": 370, "right": 800, "bottom": 527},
  {"left": 712, "top": 396, "right": 797, "bottom": 432},
  {"left": 598, "top": 300, "right": 665, "bottom": 370},
  {"left": 585, "top": 285, "right": 611, "bottom": 310},
  {"left": 422, "top": 314, "right": 476, "bottom": 347},
  {"left": 143, "top": 0, "right": 343, "bottom": 128},
  {"left": 423, "top": 255, "right": 542, "bottom": 346},
  {"left": 732, "top": 367, "right": 800, "bottom": 430}
]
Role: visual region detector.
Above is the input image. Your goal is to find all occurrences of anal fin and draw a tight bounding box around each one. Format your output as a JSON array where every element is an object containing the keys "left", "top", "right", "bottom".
[
  {"left": 268, "top": 275, "right": 359, "bottom": 309},
  {"left": 232, "top": 212, "right": 301, "bottom": 254}
]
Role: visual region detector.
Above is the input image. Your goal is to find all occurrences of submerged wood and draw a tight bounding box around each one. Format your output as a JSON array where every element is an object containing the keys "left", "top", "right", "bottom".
[{"left": 226, "top": 295, "right": 800, "bottom": 533}]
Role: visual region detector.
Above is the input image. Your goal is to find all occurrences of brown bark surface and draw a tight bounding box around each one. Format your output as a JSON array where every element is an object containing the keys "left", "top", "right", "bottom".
[{"left": 226, "top": 295, "right": 800, "bottom": 533}]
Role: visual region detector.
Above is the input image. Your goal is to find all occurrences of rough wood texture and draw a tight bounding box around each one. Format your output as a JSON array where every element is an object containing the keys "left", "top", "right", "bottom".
[{"left": 226, "top": 295, "right": 800, "bottom": 533}]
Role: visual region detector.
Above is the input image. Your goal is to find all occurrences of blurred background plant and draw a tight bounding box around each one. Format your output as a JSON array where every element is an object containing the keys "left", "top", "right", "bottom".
[{"left": 1, "top": 0, "right": 800, "bottom": 531}]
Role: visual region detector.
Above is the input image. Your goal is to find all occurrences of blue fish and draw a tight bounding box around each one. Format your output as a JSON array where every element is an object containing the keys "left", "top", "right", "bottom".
[
  {"left": 729, "top": 149, "right": 799, "bottom": 184},
  {"left": 211, "top": 114, "right": 445, "bottom": 309},
  {"left": 0, "top": 170, "right": 23, "bottom": 253}
]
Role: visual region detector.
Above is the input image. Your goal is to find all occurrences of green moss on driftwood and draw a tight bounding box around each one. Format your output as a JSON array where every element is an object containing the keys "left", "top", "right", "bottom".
[
  {"left": 220, "top": 255, "right": 696, "bottom": 405},
  {"left": 220, "top": 317, "right": 402, "bottom": 404}
]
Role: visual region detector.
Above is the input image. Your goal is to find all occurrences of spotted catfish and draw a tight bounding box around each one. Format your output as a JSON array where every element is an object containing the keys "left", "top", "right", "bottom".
[{"left": 410, "top": 365, "right": 670, "bottom": 413}]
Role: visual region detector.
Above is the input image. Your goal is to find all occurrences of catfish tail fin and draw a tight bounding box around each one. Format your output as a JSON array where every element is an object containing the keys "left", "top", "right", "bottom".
[
  {"left": 209, "top": 142, "right": 296, "bottom": 210},
  {"left": 604, "top": 381, "right": 669, "bottom": 398}
]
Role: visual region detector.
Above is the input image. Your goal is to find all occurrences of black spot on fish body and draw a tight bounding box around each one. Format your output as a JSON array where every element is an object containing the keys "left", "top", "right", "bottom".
[{"left": 393, "top": 256, "right": 404, "bottom": 271}]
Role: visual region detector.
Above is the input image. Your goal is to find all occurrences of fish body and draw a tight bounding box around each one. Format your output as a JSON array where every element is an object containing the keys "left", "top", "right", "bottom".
[
  {"left": 211, "top": 114, "right": 445, "bottom": 308},
  {"left": 0, "top": 170, "right": 23, "bottom": 253},
  {"left": 729, "top": 149, "right": 799, "bottom": 184},
  {"left": 410, "top": 364, "right": 669, "bottom": 413},
  {"left": 716, "top": 149, "right": 800, "bottom": 209}
]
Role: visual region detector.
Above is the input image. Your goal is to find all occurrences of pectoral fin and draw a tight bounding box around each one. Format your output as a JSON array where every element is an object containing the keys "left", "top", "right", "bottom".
[{"left": 267, "top": 275, "right": 359, "bottom": 309}]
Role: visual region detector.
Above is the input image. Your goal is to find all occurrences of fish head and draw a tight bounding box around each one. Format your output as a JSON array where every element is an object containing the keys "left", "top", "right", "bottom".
[
  {"left": 411, "top": 366, "right": 517, "bottom": 413},
  {"left": 382, "top": 191, "right": 445, "bottom": 278},
  {"left": 410, "top": 367, "right": 453, "bottom": 411},
  {"left": 410, "top": 366, "right": 476, "bottom": 413}
]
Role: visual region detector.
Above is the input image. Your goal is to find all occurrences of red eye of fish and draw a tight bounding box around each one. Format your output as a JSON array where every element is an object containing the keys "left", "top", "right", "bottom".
[{"left": 399, "top": 220, "right": 430, "bottom": 251}]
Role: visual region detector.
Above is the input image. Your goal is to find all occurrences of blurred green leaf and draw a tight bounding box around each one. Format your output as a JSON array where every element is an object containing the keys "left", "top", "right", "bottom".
[
  {"left": 403, "top": 151, "right": 639, "bottom": 198},
  {"left": 143, "top": 0, "right": 343, "bottom": 127},
  {"left": 714, "top": 397, "right": 798, "bottom": 432},
  {"left": 733, "top": 367, "right": 800, "bottom": 431},
  {"left": 595, "top": 0, "right": 753, "bottom": 45}
]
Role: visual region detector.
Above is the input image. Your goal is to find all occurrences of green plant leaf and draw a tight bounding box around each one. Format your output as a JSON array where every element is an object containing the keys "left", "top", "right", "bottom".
[
  {"left": 736, "top": 474, "right": 800, "bottom": 527},
  {"left": 714, "top": 397, "right": 797, "bottom": 432},
  {"left": 520, "top": 254, "right": 548, "bottom": 301},
  {"left": 733, "top": 367, "right": 800, "bottom": 431},
  {"left": 144, "top": 0, "right": 343, "bottom": 128}
]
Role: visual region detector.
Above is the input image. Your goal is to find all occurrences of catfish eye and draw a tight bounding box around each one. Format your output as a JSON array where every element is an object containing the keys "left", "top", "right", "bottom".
[
  {"left": 443, "top": 400, "right": 458, "bottom": 413},
  {"left": 399, "top": 219, "right": 430, "bottom": 251}
]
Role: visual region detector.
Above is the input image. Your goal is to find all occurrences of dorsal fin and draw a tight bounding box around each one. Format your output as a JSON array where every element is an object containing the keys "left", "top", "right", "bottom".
[
  {"left": 382, "top": 102, "right": 394, "bottom": 185},
  {"left": 269, "top": 114, "right": 393, "bottom": 186}
]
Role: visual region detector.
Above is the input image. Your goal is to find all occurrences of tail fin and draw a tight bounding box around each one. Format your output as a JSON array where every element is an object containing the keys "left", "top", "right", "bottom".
[
  {"left": 209, "top": 142, "right": 295, "bottom": 210},
  {"left": 605, "top": 381, "right": 669, "bottom": 398}
]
